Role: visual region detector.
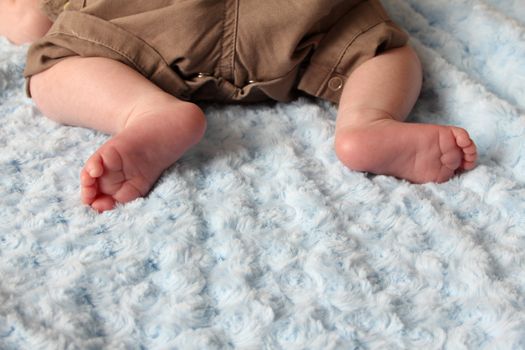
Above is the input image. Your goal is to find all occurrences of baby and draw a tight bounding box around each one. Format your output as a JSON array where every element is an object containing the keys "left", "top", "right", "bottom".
[{"left": 1, "top": 0, "right": 477, "bottom": 212}]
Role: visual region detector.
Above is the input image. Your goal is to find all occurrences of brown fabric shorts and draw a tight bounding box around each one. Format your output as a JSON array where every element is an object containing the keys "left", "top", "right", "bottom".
[{"left": 25, "top": 0, "right": 408, "bottom": 104}]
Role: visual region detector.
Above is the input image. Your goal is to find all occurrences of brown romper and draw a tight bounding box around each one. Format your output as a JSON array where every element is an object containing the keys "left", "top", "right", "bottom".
[{"left": 25, "top": 0, "right": 408, "bottom": 104}]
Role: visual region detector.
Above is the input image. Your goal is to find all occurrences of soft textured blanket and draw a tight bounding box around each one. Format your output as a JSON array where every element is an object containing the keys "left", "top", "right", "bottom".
[{"left": 1, "top": 0, "right": 524, "bottom": 349}]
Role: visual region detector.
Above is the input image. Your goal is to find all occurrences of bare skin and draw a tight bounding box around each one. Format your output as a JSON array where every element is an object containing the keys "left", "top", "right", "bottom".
[
  {"left": 0, "top": 0, "right": 52, "bottom": 45},
  {"left": 1, "top": 2, "right": 477, "bottom": 211},
  {"left": 335, "top": 46, "right": 476, "bottom": 183},
  {"left": 30, "top": 57, "right": 207, "bottom": 212}
]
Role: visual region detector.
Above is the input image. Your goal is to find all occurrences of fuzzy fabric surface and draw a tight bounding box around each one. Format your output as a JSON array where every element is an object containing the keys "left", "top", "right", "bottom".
[{"left": 1, "top": 0, "right": 525, "bottom": 349}]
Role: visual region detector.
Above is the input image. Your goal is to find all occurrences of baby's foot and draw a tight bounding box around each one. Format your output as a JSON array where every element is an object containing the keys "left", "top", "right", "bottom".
[
  {"left": 81, "top": 104, "right": 206, "bottom": 212},
  {"left": 335, "top": 119, "right": 477, "bottom": 183}
]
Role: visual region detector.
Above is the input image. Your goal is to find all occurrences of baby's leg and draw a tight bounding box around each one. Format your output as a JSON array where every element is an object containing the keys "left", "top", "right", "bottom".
[
  {"left": 335, "top": 45, "right": 477, "bottom": 183},
  {"left": 30, "top": 57, "right": 206, "bottom": 212}
]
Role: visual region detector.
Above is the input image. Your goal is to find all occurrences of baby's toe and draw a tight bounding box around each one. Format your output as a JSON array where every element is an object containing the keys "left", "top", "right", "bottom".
[
  {"left": 463, "top": 144, "right": 477, "bottom": 163},
  {"left": 461, "top": 144, "right": 478, "bottom": 170},
  {"left": 463, "top": 143, "right": 477, "bottom": 155},
  {"left": 462, "top": 160, "right": 476, "bottom": 171},
  {"left": 80, "top": 169, "right": 96, "bottom": 186},
  {"left": 451, "top": 127, "right": 472, "bottom": 148},
  {"left": 464, "top": 152, "right": 477, "bottom": 163},
  {"left": 85, "top": 153, "right": 105, "bottom": 178},
  {"left": 91, "top": 195, "right": 116, "bottom": 213},
  {"left": 99, "top": 145, "right": 123, "bottom": 172},
  {"left": 81, "top": 184, "right": 98, "bottom": 205},
  {"left": 461, "top": 140, "right": 477, "bottom": 168}
]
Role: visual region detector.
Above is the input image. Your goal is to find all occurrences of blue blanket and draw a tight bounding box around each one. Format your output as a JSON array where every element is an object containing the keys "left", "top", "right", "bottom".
[{"left": 1, "top": 0, "right": 524, "bottom": 348}]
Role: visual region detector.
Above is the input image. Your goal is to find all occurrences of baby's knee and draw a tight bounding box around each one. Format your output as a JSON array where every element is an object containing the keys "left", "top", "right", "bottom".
[{"left": 28, "top": 69, "right": 61, "bottom": 123}]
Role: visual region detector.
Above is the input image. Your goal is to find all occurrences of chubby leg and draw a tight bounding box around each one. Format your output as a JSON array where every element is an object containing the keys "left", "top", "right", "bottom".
[
  {"left": 335, "top": 45, "right": 477, "bottom": 183},
  {"left": 30, "top": 57, "right": 206, "bottom": 212},
  {"left": 0, "top": 0, "right": 53, "bottom": 45}
]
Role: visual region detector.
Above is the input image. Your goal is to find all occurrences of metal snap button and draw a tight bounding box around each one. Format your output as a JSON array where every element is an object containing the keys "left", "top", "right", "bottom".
[
  {"left": 328, "top": 76, "right": 344, "bottom": 91},
  {"left": 197, "top": 73, "right": 211, "bottom": 78}
]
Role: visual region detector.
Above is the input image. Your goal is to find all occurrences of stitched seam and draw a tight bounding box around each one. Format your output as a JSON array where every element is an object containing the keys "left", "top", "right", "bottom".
[
  {"left": 230, "top": 0, "right": 240, "bottom": 83},
  {"left": 218, "top": 1, "right": 228, "bottom": 77},
  {"left": 332, "top": 20, "right": 393, "bottom": 75},
  {"left": 45, "top": 31, "right": 149, "bottom": 76},
  {"left": 45, "top": 11, "right": 177, "bottom": 81},
  {"left": 311, "top": 19, "right": 389, "bottom": 96}
]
